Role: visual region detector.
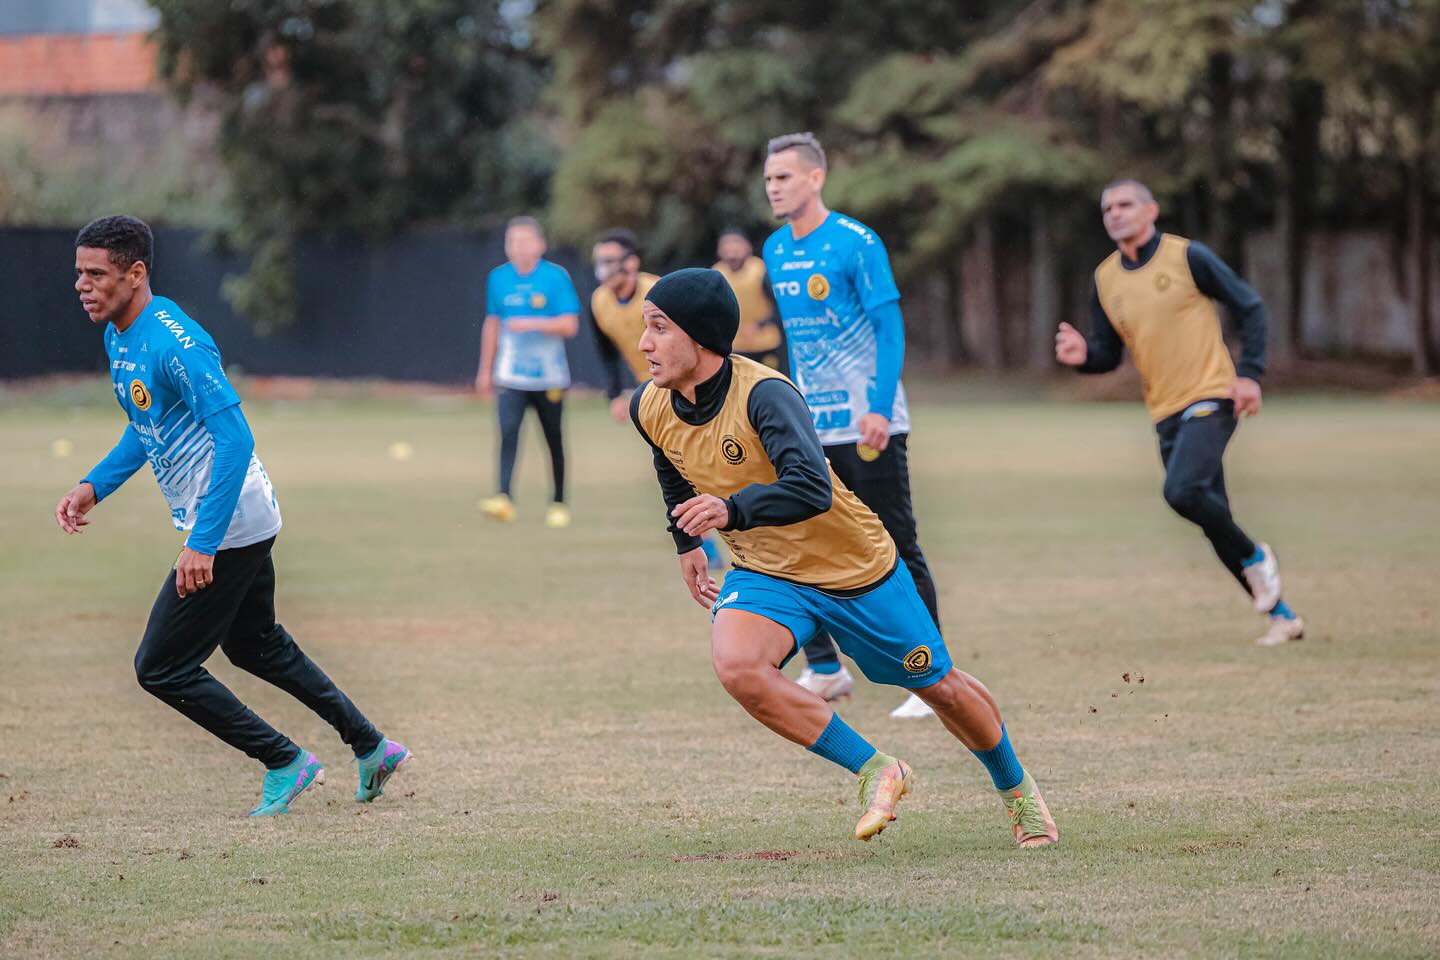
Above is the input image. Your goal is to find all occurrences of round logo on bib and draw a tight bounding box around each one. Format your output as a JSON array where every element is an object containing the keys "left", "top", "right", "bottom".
[
  {"left": 806, "top": 274, "right": 830, "bottom": 300},
  {"left": 720, "top": 434, "right": 746, "bottom": 466},
  {"left": 902, "top": 645, "right": 933, "bottom": 674},
  {"left": 530, "top": 292, "right": 548, "bottom": 309},
  {"left": 129, "top": 379, "right": 151, "bottom": 411}
]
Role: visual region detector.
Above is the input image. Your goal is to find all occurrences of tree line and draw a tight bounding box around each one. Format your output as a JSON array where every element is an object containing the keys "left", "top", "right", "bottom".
[{"left": 142, "top": 0, "right": 1439, "bottom": 372}]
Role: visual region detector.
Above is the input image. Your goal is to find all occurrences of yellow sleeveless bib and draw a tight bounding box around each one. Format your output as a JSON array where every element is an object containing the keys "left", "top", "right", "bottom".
[{"left": 637, "top": 357, "right": 895, "bottom": 591}]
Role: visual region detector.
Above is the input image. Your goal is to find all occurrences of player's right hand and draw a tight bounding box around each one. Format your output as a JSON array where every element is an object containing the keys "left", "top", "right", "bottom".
[
  {"left": 1055, "top": 322, "right": 1088, "bottom": 366},
  {"left": 678, "top": 547, "right": 720, "bottom": 609},
  {"left": 474, "top": 371, "right": 493, "bottom": 398},
  {"left": 54, "top": 482, "right": 97, "bottom": 534},
  {"left": 609, "top": 395, "right": 629, "bottom": 424}
]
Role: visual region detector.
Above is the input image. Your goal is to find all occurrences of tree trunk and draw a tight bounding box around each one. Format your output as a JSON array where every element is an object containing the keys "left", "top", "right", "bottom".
[
  {"left": 961, "top": 220, "right": 1004, "bottom": 369},
  {"left": 1278, "top": 79, "right": 1323, "bottom": 365},
  {"left": 1028, "top": 204, "right": 1060, "bottom": 370},
  {"left": 1408, "top": 120, "right": 1437, "bottom": 376}
]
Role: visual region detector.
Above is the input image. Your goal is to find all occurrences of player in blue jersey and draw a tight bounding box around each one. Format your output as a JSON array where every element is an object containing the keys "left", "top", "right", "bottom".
[
  {"left": 476, "top": 216, "right": 582, "bottom": 529},
  {"left": 762, "top": 132, "right": 938, "bottom": 720},
  {"left": 55, "top": 216, "right": 410, "bottom": 817}
]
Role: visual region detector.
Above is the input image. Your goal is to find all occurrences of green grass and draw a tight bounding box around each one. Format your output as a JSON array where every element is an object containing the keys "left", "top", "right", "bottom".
[{"left": 1, "top": 383, "right": 1437, "bottom": 958}]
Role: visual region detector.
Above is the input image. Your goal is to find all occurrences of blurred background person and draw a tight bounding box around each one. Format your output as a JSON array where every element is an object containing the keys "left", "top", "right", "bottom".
[
  {"left": 476, "top": 216, "right": 581, "bottom": 529},
  {"left": 714, "top": 227, "right": 785, "bottom": 375}
]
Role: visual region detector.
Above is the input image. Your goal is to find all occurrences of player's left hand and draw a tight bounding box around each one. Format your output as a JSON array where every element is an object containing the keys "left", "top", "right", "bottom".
[
  {"left": 672, "top": 494, "right": 730, "bottom": 537},
  {"left": 1229, "top": 377, "right": 1262, "bottom": 417},
  {"left": 174, "top": 546, "right": 216, "bottom": 599},
  {"left": 857, "top": 413, "right": 891, "bottom": 453},
  {"left": 678, "top": 547, "right": 720, "bottom": 609}
]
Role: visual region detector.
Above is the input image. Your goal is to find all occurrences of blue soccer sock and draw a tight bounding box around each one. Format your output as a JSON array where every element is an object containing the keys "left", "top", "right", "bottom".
[
  {"left": 1269, "top": 599, "right": 1297, "bottom": 620},
  {"left": 806, "top": 713, "right": 878, "bottom": 774},
  {"left": 1242, "top": 546, "right": 1266, "bottom": 568},
  {"left": 808, "top": 659, "right": 841, "bottom": 675},
  {"left": 971, "top": 724, "right": 1025, "bottom": 792}
]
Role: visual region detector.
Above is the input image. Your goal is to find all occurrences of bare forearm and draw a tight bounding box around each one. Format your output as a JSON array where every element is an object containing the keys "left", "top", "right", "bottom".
[
  {"left": 478, "top": 317, "right": 499, "bottom": 377},
  {"left": 507, "top": 314, "right": 579, "bottom": 337}
]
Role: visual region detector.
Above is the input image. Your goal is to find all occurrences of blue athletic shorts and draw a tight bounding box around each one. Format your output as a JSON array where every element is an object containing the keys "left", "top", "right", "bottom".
[{"left": 712, "top": 563, "right": 952, "bottom": 689}]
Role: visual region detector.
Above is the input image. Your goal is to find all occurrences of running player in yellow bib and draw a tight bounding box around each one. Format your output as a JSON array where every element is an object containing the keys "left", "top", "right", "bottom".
[
  {"left": 630, "top": 267, "right": 1058, "bottom": 847},
  {"left": 1056, "top": 179, "right": 1304, "bottom": 647}
]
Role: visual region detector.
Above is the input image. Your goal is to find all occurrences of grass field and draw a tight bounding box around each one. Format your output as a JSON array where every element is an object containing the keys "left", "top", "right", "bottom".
[{"left": 2, "top": 381, "right": 1437, "bottom": 958}]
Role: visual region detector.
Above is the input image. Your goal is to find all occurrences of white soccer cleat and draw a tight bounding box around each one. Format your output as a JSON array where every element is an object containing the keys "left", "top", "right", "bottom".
[
  {"left": 1242, "top": 542, "right": 1283, "bottom": 613},
  {"left": 889, "top": 693, "right": 935, "bottom": 719},
  {"left": 795, "top": 666, "right": 855, "bottom": 701},
  {"left": 1256, "top": 615, "right": 1305, "bottom": 647}
]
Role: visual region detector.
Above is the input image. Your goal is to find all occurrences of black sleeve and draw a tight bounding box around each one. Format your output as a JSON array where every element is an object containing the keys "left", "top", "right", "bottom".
[
  {"left": 1186, "top": 241, "right": 1267, "bottom": 381},
  {"left": 726, "top": 379, "right": 833, "bottom": 530},
  {"left": 1078, "top": 283, "right": 1125, "bottom": 374},
  {"left": 592, "top": 313, "right": 626, "bottom": 400},
  {"left": 629, "top": 385, "right": 703, "bottom": 553}
]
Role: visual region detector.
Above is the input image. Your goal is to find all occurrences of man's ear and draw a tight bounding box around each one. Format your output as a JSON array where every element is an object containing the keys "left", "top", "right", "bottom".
[{"left": 128, "top": 261, "right": 148, "bottom": 289}]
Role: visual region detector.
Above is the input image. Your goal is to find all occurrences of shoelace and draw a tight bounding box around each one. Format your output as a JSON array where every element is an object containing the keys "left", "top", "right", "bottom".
[
  {"left": 857, "top": 765, "right": 901, "bottom": 806},
  {"left": 1006, "top": 792, "right": 1043, "bottom": 836}
]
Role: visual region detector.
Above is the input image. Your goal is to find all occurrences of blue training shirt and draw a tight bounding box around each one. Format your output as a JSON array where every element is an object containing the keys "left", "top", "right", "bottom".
[
  {"left": 485, "top": 259, "right": 581, "bottom": 391},
  {"left": 84, "top": 295, "right": 281, "bottom": 552},
  {"left": 763, "top": 212, "right": 910, "bottom": 446}
]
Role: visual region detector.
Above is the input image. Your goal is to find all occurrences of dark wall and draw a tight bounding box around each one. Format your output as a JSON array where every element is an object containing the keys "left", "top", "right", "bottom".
[{"left": 0, "top": 226, "right": 609, "bottom": 386}]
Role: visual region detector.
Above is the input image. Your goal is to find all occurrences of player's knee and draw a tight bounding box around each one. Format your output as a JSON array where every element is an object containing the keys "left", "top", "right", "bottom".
[
  {"left": 711, "top": 646, "right": 766, "bottom": 696},
  {"left": 134, "top": 649, "right": 178, "bottom": 696},
  {"left": 1163, "top": 479, "right": 1204, "bottom": 518}
]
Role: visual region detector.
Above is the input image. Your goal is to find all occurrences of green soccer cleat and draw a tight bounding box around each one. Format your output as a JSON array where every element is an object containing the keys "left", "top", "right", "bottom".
[
  {"left": 355, "top": 738, "right": 412, "bottom": 803},
  {"left": 1000, "top": 771, "right": 1059, "bottom": 848},
  {"left": 855, "top": 755, "right": 912, "bottom": 841},
  {"left": 249, "top": 749, "right": 324, "bottom": 817}
]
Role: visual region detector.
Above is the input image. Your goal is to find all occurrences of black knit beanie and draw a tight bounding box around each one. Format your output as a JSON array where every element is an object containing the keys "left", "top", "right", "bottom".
[{"left": 644, "top": 267, "right": 739, "bottom": 356}]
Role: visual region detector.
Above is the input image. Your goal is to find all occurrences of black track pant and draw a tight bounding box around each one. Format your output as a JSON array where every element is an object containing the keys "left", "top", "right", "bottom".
[
  {"left": 133, "top": 536, "right": 382, "bottom": 769},
  {"left": 1155, "top": 399, "right": 1258, "bottom": 593},
  {"left": 497, "top": 387, "right": 566, "bottom": 502},
  {"left": 801, "top": 434, "right": 941, "bottom": 669}
]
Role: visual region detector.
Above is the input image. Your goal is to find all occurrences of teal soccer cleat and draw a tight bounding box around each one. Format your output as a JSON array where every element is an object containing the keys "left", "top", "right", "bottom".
[
  {"left": 355, "top": 738, "right": 412, "bottom": 803},
  {"left": 248, "top": 749, "right": 325, "bottom": 817}
]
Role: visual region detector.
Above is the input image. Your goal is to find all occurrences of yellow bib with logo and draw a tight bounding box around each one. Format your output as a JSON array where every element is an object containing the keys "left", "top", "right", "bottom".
[
  {"left": 637, "top": 356, "right": 896, "bottom": 592},
  {"left": 592, "top": 273, "right": 659, "bottom": 383},
  {"left": 1094, "top": 234, "right": 1237, "bottom": 421},
  {"left": 715, "top": 257, "right": 781, "bottom": 353}
]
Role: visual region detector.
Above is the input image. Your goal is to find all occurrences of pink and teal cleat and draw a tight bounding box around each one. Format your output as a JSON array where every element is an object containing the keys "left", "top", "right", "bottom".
[
  {"left": 249, "top": 749, "right": 325, "bottom": 817},
  {"left": 355, "top": 738, "right": 411, "bottom": 803}
]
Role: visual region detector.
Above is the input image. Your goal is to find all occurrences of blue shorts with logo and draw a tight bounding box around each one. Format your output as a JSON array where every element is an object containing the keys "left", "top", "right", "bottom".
[{"left": 712, "top": 562, "right": 951, "bottom": 689}]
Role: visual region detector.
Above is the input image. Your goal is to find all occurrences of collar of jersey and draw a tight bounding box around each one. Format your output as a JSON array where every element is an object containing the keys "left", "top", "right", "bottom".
[
  {"left": 1120, "top": 231, "right": 1163, "bottom": 271},
  {"left": 669, "top": 358, "right": 733, "bottom": 426}
]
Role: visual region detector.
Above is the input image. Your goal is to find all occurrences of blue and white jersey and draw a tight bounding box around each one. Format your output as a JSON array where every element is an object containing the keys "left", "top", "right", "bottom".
[
  {"left": 485, "top": 260, "right": 581, "bottom": 391},
  {"left": 104, "top": 296, "right": 281, "bottom": 549},
  {"left": 763, "top": 212, "right": 910, "bottom": 445}
]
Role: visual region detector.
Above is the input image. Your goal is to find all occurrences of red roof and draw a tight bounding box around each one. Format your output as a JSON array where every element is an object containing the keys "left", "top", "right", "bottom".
[{"left": 0, "top": 33, "right": 157, "bottom": 97}]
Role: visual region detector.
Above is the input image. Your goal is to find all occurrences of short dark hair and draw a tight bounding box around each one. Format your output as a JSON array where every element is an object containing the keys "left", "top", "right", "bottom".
[
  {"left": 766, "top": 132, "right": 827, "bottom": 171},
  {"left": 1101, "top": 179, "right": 1155, "bottom": 204},
  {"left": 75, "top": 215, "right": 154, "bottom": 276},
  {"left": 594, "top": 227, "right": 639, "bottom": 258},
  {"left": 718, "top": 226, "right": 749, "bottom": 243},
  {"left": 506, "top": 215, "right": 544, "bottom": 238}
]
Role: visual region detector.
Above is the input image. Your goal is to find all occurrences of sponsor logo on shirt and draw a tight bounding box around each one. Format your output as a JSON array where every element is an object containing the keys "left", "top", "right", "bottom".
[
  {"left": 155, "top": 310, "right": 196, "bottom": 350},
  {"left": 530, "top": 292, "right": 547, "bottom": 309},
  {"left": 129, "top": 379, "right": 152, "bottom": 410},
  {"left": 807, "top": 274, "right": 830, "bottom": 300}
]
